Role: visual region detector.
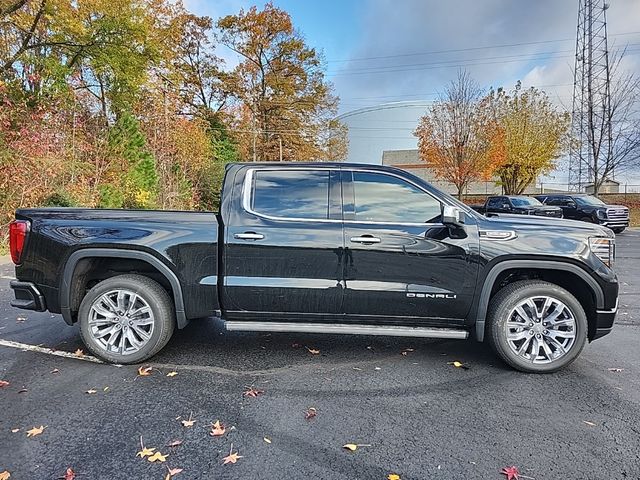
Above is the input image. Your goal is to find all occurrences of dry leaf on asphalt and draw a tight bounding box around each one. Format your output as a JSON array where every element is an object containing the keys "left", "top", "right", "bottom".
[
  {"left": 243, "top": 386, "right": 264, "bottom": 398},
  {"left": 583, "top": 420, "right": 597, "bottom": 426},
  {"left": 148, "top": 451, "right": 168, "bottom": 463},
  {"left": 74, "top": 349, "right": 84, "bottom": 356},
  {"left": 136, "top": 436, "right": 156, "bottom": 458},
  {"left": 209, "top": 420, "right": 226, "bottom": 437},
  {"left": 181, "top": 412, "right": 195, "bottom": 427},
  {"left": 607, "top": 368, "right": 624, "bottom": 372},
  {"left": 263, "top": 437, "right": 271, "bottom": 444},
  {"left": 306, "top": 347, "right": 321, "bottom": 355},
  {"left": 86, "top": 389, "right": 97, "bottom": 394},
  {"left": 138, "top": 366, "right": 153, "bottom": 376},
  {"left": 61, "top": 467, "right": 75, "bottom": 480},
  {"left": 166, "top": 440, "right": 183, "bottom": 448},
  {"left": 501, "top": 465, "right": 520, "bottom": 480},
  {"left": 0, "top": 470, "right": 10, "bottom": 480},
  {"left": 26, "top": 425, "right": 46, "bottom": 437},
  {"left": 222, "top": 444, "right": 242, "bottom": 465},
  {"left": 50, "top": 369, "right": 59, "bottom": 374},
  {"left": 164, "top": 466, "right": 183, "bottom": 479},
  {"left": 342, "top": 443, "right": 371, "bottom": 452},
  {"left": 166, "top": 371, "right": 178, "bottom": 377},
  {"left": 304, "top": 407, "right": 317, "bottom": 420},
  {"left": 448, "top": 361, "right": 470, "bottom": 370},
  {"left": 388, "top": 475, "right": 401, "bottom": 480},
  {"left": 11, "top": 428, "right": 20, "bottom": 433},
  {"left": 0, "top": 381, "right": 9, "bottom": 388}
]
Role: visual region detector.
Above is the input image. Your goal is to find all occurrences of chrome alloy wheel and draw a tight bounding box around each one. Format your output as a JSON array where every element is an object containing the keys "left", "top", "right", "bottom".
[
  {"left": 505, "top": 296, "right": 577, "bottom": 364},
  {"left": 88, "top": 289, "right": 155, "bottom": 355}
]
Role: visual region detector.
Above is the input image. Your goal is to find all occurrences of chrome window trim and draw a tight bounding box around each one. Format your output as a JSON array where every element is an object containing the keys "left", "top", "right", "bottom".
[{"left": 242, "top": 166, "right": 448, "bottom": 227}]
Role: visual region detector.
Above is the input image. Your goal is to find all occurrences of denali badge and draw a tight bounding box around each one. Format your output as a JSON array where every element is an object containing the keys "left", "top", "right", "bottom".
[{"left": 407, "top": 293, "right": 457, "bottom": 299}]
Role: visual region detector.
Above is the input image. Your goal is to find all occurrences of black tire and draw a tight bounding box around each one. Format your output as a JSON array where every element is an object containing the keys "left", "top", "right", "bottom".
[
  {"left": 78, "top": 274, "right": 175, "bottom": 364},
  {"left": 612, "top": 227, "right": 625, "bottom": 234},
  {"left": 487, "top": 280, "right": 587, "bottom": 373},
  {"left": 579, "top": 216, "right": 593, "bottom": 223}
]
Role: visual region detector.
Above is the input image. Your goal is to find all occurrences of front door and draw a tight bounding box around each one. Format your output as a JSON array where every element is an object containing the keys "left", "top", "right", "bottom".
[
  {"left": 341, "top": 169, "right": 477, "bottom": 324},
  {"left": 222, "top": 166, "right": 344, "bottom": 320}
]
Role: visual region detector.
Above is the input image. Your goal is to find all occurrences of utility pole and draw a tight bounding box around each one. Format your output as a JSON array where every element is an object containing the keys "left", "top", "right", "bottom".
[{"left": 567, "top": 0, "right": 613, "bottom": 192}]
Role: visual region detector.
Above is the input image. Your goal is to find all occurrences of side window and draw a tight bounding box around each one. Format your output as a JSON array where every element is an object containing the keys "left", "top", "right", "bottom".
[
  {"left": 545, "top": 196, "right": 560, "bottom": 206},
  {"left": 487, "top": 197, "right": 502, "bottom": 208},
  {"left": 251, "top": 170, "right": 329, "bottom": 220},
  {"left": 350, "top": 171, "right": 441, "bottom": 223}
]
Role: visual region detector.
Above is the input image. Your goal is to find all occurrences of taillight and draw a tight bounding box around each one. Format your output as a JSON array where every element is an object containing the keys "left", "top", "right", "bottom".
[{"left": 9, "top": 220, "right": 30, "bottom": 265}]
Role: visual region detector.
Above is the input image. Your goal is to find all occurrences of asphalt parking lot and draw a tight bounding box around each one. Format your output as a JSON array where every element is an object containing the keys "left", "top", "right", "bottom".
[{"left": 1, "top": 232, "right": 639, "bottom": 480}]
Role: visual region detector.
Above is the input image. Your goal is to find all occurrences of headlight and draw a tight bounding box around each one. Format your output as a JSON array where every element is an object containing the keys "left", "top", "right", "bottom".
[
  {"left": 596, "top": 209, "right": 607, "bottom": 219},
  {"left": 589, "top": 237, "right": 615, "bottom": 267}
]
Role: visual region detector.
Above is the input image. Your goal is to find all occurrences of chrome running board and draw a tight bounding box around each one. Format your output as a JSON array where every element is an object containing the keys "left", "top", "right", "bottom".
[{"left": 224, "top": 322, "right": 468, "bottom": 339}]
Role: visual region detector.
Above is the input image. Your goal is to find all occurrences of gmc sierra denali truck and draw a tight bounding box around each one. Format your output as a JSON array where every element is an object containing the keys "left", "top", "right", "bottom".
[
  {"left": 472, "top": 195, "right": 563, "bottom": 218},
  {"left": 9, "top": 163, "right": 619, "bottom": 373},
  {"left": 535, "top": 193, "right": 629, "bottom": 233}
]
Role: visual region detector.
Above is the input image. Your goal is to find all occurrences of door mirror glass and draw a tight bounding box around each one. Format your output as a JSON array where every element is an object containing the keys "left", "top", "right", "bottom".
[
  {"left": 566, "top": 201, "right": 577, "bottom": 208},
  {"left": 443, "top": 205, "right": 465, "bottom": 226},
  {"left": 502, "top": 203, "right": 510, "bottom": 209}
]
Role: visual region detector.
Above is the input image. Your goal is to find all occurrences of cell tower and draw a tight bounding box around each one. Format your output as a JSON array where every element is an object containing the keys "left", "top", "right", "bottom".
[{"left": 567, "top": 0, "right": 612, "bottom": 191}]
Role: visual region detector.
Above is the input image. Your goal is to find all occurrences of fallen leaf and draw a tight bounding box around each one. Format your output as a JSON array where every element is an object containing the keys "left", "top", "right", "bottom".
[
  {"left": 223, "top": 445, "right": 243, "bottom": 465},
  {"left": 16, "top": 316, "right": 26, "bottom": 323},
  {"left": 103, "top": 386, "right": 109, "bottom": 392},
  {"left": 401, "top": 351, "right": 408, "bottom": 356},
  {"left": 181, "top": 412, "right": 195, "bottom": 427},
  {"left": 86, "top": 389, "right": 97, "bottom": 394},
  {"left": 501, "top": 465, "right": 520, "bottom": 480},
  {"left": 210, "top": 420, "right": 226, "bottom": 437},
  {"left": 61, "top": 467, "right": 76, "bottom": 480},
  {"left": 305, "top": 407, "right": 317, "bottom": 420},
  {"left": 166, "top": 440, "right": 183, "bottom": 448},
  {"left": 164, "top": 466, "right": 183, "bottom": 479},
  {"left": 263, "top": 437, "right": 272, "bottom": 444},
  {"left": 148, "top": 451, "right": 168, "bottom": 463},
  {"left": 50, "top": 369, "right": 59, "bottom": 374},
  {"left": 136, "top": 447, "right": 156, "bottom": 458},
  {"left": 243, "top": 386, "right": 264, "bottom": 398},
  {"left": 306, "top": 347, "right": 321, "bottom": 355},
  {"left": 607, "top": 368, "right": 624, "bottom": 372},
  {"left": 583, "top": 420, "right": 597, "bottom": 426},
  {"left": 74, "top": 349, "right": 84, "bottom": 356},
  {"left": 17, "top": 388, "right": 27, "bottom": 394},
  {"left": 374, "top": 367, "right": 381, "bottom": 371},
  {"left": 0, "top": 471, "right": 10, "bottom": 480},
  {"left": 388, "top": 475, "right": 401, "bottom": 480},
  {"left": 166, "top": 371, "right": 178, "bottom": 377},
  {"left": 138, "top": 366, "right": 153, "bottom": 376},
  {"left": 342, "top": 443, "right": 371, "bottom": 451},
  {"left": 448, "top": 361, "right": 470, "bottom": 370},
  {"left": 0, "top": 380, "right": 9, "bottom": 388},
  {"left": 11, "top": 428, "right": 20, "bottom": 433},
  {"left": 26, "top": 425, "right": 46, "bottom": 437}
]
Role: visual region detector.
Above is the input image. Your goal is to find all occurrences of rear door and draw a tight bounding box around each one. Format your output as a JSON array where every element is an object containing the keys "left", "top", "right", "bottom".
[
  {"left": 222, "top": 166, "right": 344, "bottom": 319},
  {"left": 340, "top": 169, "right": 477, "bottom": 323}
]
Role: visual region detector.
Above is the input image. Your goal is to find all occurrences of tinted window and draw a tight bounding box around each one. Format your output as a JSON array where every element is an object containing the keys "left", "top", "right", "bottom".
[
  {"left": 487, "top": 197, "right": 504, "bottom": 208},
  {"left": 575, "top": 195, "right": 605, "bottom": 206},
  {"left": 252, "top": 170, "right": 329, "bottom": 219},
  {"left": 544, "top": 196, "right": 563, "bottom": 206},
  {"left": 511, "top": 197, "right": 543, "bottom": 207},
  {"left": 351, "top": 172, "right": 441, "bottom": 223}
]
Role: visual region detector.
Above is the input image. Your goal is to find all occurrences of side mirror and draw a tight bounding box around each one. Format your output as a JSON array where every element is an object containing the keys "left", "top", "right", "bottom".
[
  {"left": 443, "top": 205, "right": 465, "bottom": 226},
  {"left": 502, "top": 203, "right": 510, "bottom": 209},
  {"left": 567, "top": 201, "right": 577, "bottom": 208}
]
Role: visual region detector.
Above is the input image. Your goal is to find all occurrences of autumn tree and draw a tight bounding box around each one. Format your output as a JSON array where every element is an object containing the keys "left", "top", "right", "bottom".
[
  {"left": 217, "top": 2, "right": 347, "bottom": 161},
  {"left": 486, "top": 82, "right": 570, "bottom": 195},
  {"left": 414, "top": 71, "right": 497, "bottom": 198}
]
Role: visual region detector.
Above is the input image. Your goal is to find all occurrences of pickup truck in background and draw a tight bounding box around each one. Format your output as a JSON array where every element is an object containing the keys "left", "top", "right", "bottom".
[
  {"left": 472, "top": 195, "right": 563, "bottom": 218},
  {"left": 9, "top": 163, "right": 619, "bottom": 373},
  {"left": 535, "top": 193, "right": 629, "bottom": 233}
]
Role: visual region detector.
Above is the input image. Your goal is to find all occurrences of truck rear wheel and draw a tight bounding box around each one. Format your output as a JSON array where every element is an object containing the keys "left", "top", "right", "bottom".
[
  {"left": 487, "top": 280, "right": 587, "bottom": 373},
  {"left": 78, "top": 274, "right": 175, "bottom": 364}
]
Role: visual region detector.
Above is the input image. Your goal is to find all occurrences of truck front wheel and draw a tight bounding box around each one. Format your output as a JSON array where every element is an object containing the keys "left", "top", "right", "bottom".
[
  {"left": 78, "top": 274, "right": 175, "bottom": 364},
  {"left": 487, "top": 280, "right": 587, "bottom": 373}
]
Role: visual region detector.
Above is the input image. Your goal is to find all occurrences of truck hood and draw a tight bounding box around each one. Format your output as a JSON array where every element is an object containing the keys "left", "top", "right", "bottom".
[{"left": 478, "top": 213, "right": 614, "bottom": 238}]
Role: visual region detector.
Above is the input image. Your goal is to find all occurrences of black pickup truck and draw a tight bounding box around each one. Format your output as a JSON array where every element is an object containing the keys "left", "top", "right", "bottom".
[
  {"left": 535, "top": 194, "right": 629, "bottom": 233},
  {"left": 472, "top": 195, "right": 563, "bottom": 218},
  {"left": 9, "top": 163, "right": 619, "bottom": 373}
]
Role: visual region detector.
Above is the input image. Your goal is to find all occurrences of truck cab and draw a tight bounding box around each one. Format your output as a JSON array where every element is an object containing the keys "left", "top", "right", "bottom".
[{"left": 535, "top": 194, "right": 629, "bottom": 233}]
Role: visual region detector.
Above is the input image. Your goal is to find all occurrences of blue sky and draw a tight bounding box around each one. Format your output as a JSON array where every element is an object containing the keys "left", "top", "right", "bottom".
[{"left": 185, "top": 1, "right": 640, "bottom": 181}]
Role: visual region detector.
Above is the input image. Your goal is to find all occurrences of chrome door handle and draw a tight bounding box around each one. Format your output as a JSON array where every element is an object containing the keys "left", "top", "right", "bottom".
[
  {"left": 234, "top": 232, "right": 265, "bottom": 240},
  {"left": 350, "top": 236, "right": 381, "bottom": 244}
]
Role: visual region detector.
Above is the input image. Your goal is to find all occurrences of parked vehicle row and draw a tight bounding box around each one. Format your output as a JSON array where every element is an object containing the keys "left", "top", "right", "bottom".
[
  {"left": 10, "top": 163, "right": 619, "bottom": 373},
  {"left": 472, "top": 194, "right": 629, "bottom": 233}
]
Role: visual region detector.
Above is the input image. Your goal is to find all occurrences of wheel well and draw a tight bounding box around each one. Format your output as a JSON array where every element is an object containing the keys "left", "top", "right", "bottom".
[
  {"left": 489, "top": 268, "right": 598, "bottom": 339},
  {"left": 68, "top": 257, "right": 175, "bottom": 321}
]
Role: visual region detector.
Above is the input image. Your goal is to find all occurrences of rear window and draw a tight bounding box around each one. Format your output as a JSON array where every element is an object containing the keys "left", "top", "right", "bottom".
[{"left": 251, "top": 170, "right": 330, "bottom": 220}]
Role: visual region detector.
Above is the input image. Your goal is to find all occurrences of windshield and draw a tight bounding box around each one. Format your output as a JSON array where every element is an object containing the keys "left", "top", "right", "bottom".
[
  {"left": 575, "top": 195, "right": 605, "bottom": 206},
  {"left": 510, "top": 197, "right": 543, "bottom": 207}
]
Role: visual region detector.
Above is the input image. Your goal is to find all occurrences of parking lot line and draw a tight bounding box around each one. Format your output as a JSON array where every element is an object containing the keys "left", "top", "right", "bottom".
[{"left": 0, "top": 338, "right": 103, "bottom": 364}]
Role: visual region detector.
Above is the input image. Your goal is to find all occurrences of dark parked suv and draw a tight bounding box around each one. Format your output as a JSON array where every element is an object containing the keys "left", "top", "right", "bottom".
[{"left": 535, "top": 194, "right": 629, "bottom": 233}]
